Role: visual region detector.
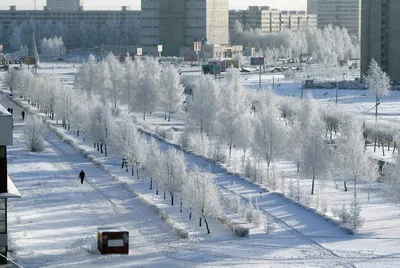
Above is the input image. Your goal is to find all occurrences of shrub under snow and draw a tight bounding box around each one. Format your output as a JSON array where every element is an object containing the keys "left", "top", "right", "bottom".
[{"left": 23, "top": 115, "right": 46, "bottom": 152}]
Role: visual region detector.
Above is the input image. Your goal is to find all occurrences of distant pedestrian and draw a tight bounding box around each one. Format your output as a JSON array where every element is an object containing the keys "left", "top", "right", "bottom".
[
  {"left": 7, "top": 108, "right": 10, "bottom": 113},
  {"left": 10, "top": 108, "right": 13, "bottom": 115},
  {"left": 79, "top": 170, "right": 85, "bottom": 184},
  {"left": 21, "top": 111, "right": 25, "bottom": 120}
]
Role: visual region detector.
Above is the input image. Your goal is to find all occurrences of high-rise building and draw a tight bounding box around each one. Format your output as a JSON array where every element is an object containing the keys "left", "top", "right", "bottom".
[
  {"left": 307, "top": 0, "right": 318, "bottom": 14},
  {"left": 140, "top": 0, "right": 229, "bottom": 56},
  {"left": 46, "top": 0, "right": 83, "bottom": 11},
  {"left": 312, "top": 0, "right": 361, "bottom": 38},
  {"left": 229, "top": 6, "right": 317, "bottom": 34},
  {"left": 361, "top": 0, "right": 400, "bottom": 84}
]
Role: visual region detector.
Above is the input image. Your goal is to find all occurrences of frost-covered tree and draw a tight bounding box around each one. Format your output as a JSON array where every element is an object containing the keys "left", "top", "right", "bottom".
[
  {"left": 131, "top": 57, "right": 161, "bottom": 120},
  {"left": 159, "top": 64, "right": 184, "bottom": 122},
  {"left": 218, "top": 68, "right": 247, "bottom": 158},
  {"left": 159, "top": 148, "right": 187, "bottom": 206},
  {"left": 185, "top": 75, "right": 220, "bottom": 141},
  {"left": 76, "top": 54, "right": 98, "bottom": 95},
  {"left": 183, "top": 166, "right": 222, "bottom": 234},
  {"left": 89, "top": 101, "right": 112, "bottom": 156},
  {"left": 145, "top": 137, "right": 161, "bottom": 192},
  {"left": 364, "top": 59, "right": 391, "bottom": 124},
  {"left": 252, "top": 99, "right": 286, "bottom": 185},
  {"left": 109, "top": 116, "right": 137, "bottom": 169},
  {"left": 296, "top": 97, "right": 331, "bottom": 195},
  {"left": 23, "top": 115, "right": 46, "bottom": 152},
  {"left": 334, "top": 120, "right": 375, "bottom": 195},
  {"left": 105, "top": 53, "right": 124, "bottom": 108},
  {"left": 40, "top": 36, "right": 64, "bottom": 57}
]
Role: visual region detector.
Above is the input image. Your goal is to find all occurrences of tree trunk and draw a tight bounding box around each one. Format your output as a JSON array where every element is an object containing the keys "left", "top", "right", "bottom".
[
  {"left": 199, "top": 216, "right": 202, "bottom": 227},
  {"left": 203, "top": 215, "right": 210, "bottom": 234},
  {"left": 77, "top": 130, "right": 79, "bottom": 137},
  {"left": 311, "top": 171, "right": 315, "bottom": 195},
  {"left": 344, "top": 180, "right": 348, "bottom": 191},
  {"left": 168, "top": 111, "right": 171, "bottom": 122},
  {"left": 171, "top": 193, "right": 174, "bottom": 206},
  {"left": 164, "top": 113, "right": 167, "bottom": 121},
  {"left": 105, "top": 145, "right": 107, "bottom": 156},
  {"left": 150, "top": 177, "right": 153, "bottom": 190},
  {"left": 163, "top": 189, "right": 166, "bottom": 200},
  {"left": 382, "top": 142, "right": 385, "bottom": 156},
  {"left": 393, "top": 142, "right": 397, "bottom": 153},
  {"left": 229, "top": 142, "right": 232, "bottom": 159},
  {"left": 94, "top": 143, "right": 96, "bottom": 149},
  {"left": 132, "top": 165, "right": 134, "bottom": 176},
  {"left": 143, "top": 110, "right": 146, "bottom": 121},
  {"left": 374, "top": 137, "right": 377, "bottom": 153},
  {"left": 136, "top": 166, "right": 139, "bottom": 180},
  {"left": 122, "top": 159, "right": 125, "bottom": 168},
  {"left": 156, "top": 184, "right": 159, "bottom": 195},
  {"left": 97, "top": 143, "right": 99, "bottom": 151},
  {"left": 100, "top": 144, "right": 103, "bottom": 154}
]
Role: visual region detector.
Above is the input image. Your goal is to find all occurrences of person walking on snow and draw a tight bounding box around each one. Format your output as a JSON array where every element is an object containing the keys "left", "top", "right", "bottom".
[
  {"left": 21, "top": 111, "right": 25, "bottom": 120},
  {"left": 79, "top": 170, "right": 85, "bottom": 184}
]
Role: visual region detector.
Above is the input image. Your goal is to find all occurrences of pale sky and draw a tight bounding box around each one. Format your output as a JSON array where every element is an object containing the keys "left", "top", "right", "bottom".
[{"left": 0, "top": 0, "right": 307, "bottom": 11}]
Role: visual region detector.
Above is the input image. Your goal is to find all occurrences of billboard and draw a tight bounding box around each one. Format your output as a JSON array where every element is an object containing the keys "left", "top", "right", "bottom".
[
  {"left": 250, "top": 57, "right": 265, "bottom": 66},
  {"left": 137, "top": 48, "right": 142, "bottom": 56},
  {"left": 24, "top": 56, "right": 37, "bottom": 65}
]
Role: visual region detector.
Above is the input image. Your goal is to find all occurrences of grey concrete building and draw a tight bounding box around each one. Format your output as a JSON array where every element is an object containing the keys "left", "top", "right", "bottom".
[
  {"left": 307, "top": 0, "right": 318, "bottom": 14},
  {"left": 141, "top": 0, "right": 229, "bottom": 56},
  {"left": 229, "top": 6, "right": 317, "bottom": 34},
  {"left": 0, "top": 6, "right": 139, "bottom": 38},
  {"left": 361, "top": 0, "right": 400, "bottom": 84},
  {"left": 312, "top": 0, "right": 361, "bottom": 38},
  {"left": 46, "top": 0, "right": 83, "bottom": 11}
]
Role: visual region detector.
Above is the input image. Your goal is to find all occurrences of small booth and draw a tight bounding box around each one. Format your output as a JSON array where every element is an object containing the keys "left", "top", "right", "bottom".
[{"left": 97, "top": 227, "right": 129, "bottom": 254}]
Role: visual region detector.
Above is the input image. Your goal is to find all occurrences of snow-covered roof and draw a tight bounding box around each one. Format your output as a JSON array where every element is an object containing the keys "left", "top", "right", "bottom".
[
  {"left": 97, "top": 227, "right": 128, "bottom": 233},
  {"left": 0, "top": 176, "right": 21, "bottom": 199},
  {"left": 0, "top": 105, "right": 10, "bottom": 116}
]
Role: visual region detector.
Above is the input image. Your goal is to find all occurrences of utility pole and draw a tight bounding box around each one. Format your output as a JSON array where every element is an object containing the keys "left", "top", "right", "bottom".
[{"left": 259, "top": 63, "right": 262, "bottom": 90}]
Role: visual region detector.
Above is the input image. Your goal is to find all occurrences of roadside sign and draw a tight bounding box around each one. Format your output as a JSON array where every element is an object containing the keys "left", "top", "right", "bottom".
[
  {"left": 157, "top": 45, "right": 163, "bottom": 53},
  {"left": 251, "top": 57, "right": 265, "bottom": 66},
  {"left": 194, "top": 42, "right": 201, "bottom": 52},
  {"left": 137, "top": 47, "right": 142, "bottom": 56}
]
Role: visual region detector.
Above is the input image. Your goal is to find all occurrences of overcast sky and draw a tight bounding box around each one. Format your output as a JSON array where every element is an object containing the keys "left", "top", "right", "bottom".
[{"left": 0, "top": 0, "right": 307, "bottom": 11}]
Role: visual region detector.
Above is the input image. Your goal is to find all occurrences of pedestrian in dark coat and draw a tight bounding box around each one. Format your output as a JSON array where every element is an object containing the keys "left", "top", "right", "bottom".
[
  {"left": 21, "top": 111, "right": 25, "bottom": 120},
  {"left": 79, "top": 170, "right": 85, "bottom": 184}
]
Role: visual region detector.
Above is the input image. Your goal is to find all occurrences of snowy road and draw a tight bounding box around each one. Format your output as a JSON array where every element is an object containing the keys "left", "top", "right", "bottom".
[{"left": 0, "top": 93, "right": 192, "bottom": 267}]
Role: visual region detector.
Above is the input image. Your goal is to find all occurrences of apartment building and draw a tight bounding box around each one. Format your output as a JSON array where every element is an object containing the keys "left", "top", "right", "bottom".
[
  {"left": 0, "top": 105, "right": 21, "bottom": 264},
  {"left": 46, "top": 0, "right": 83, "bottom": 11},
  {"left": 361, "top": 0, "right": 400, "bottom": 84},
  {"left": 229, "top": 6, "right": 317, "bottom": 34},
  {"left": 0, "top": 6, "right": 139, "bottom": 36},
  {"left": 141, "top": 0, "right": 229, "bottom": 56},
  {"left": 310, "top": 0, "right": 361, "bottom": 37}
]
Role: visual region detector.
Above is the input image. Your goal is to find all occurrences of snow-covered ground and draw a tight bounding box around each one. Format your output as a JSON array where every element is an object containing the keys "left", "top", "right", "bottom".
[{"left": 2, "top": 62, "right": 400, "bottom": 267}]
